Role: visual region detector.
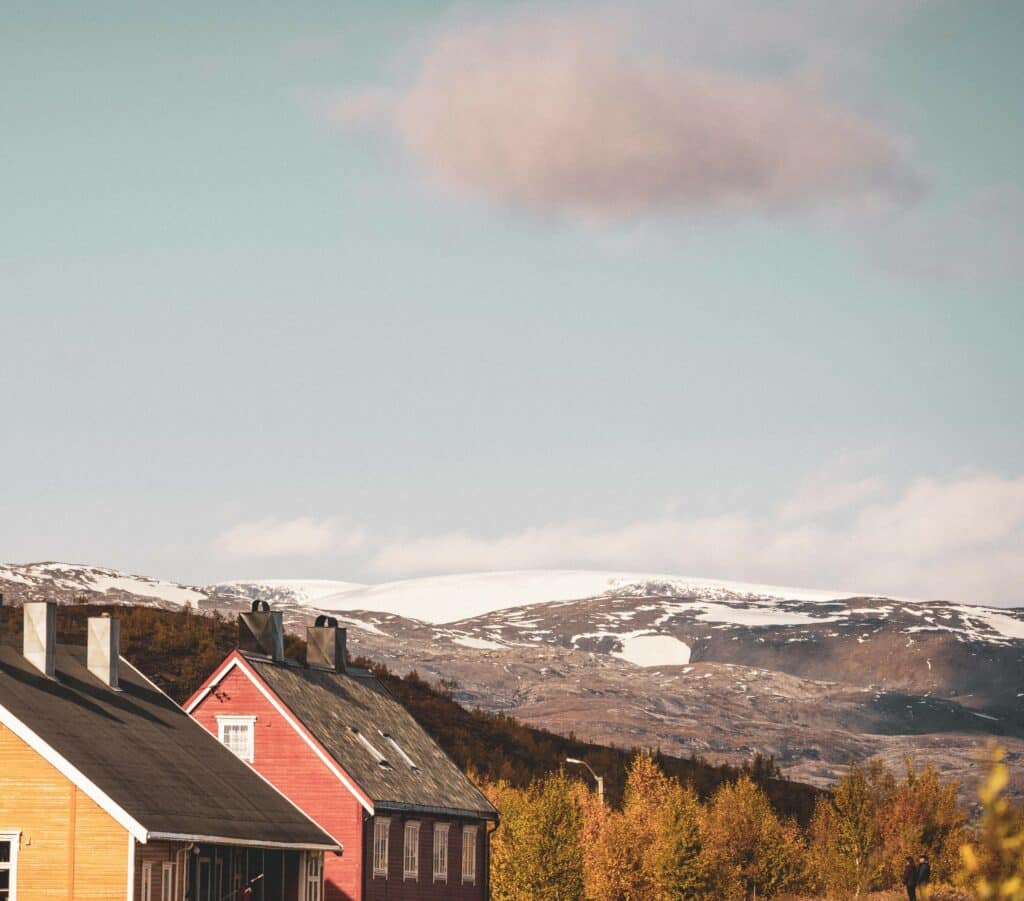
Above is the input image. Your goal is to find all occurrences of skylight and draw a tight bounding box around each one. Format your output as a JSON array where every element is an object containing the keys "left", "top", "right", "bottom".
[
  {"left": 380, "top": 731, "right": 417, "bottom": 769},
  {"left": 351, "top": 727, "right": 389, "bottom": 766}
]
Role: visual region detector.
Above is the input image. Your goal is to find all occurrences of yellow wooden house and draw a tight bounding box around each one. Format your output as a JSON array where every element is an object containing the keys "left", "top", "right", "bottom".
[{"left": 0, "top": 602, "right": 339, "bottom": 901}]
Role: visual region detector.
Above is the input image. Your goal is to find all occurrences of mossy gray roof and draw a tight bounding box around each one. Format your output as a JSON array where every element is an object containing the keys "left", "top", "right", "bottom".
[
  {"left": 245, "top": 655, "right": 497, "bottom": 820},
  {"left": 0, "top": 641, "right": 338, "bottom": 849}
]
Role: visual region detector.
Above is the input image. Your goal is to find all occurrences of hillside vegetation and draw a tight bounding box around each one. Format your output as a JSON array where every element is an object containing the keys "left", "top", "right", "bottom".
[{"left": 0, "top": 602, "right": 819, "bottom": 818}]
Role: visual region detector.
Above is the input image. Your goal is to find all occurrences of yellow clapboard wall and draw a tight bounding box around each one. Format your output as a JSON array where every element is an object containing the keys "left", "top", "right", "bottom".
[{"left": 0, "top": 722, "right": 129, "bottom": 900}]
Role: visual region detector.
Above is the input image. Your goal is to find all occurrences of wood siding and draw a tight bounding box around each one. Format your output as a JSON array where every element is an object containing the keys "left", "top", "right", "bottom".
[
  {"left": 0, "top": 722, "right": 129, "bottom": 900},
  {"left": 189, "top": 665, "right": 363, "bottom": 901},
  {"left": 134, "top": 841, "right": 180, "bottom": 901},
  {"left": 362, "top": 815, "right": 487, "bottom": 901}
]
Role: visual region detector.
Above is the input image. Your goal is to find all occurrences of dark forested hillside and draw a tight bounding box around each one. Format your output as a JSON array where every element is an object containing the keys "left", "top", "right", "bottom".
[{"left": 0, "top": 602, "right": 821, "bottom": 821}]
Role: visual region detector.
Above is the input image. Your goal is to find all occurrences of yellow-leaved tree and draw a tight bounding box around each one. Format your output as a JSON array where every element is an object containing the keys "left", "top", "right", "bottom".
[
  {"left": 701, "top": 773, "right": 806, "bottom": 899},
  {"left": 487, "top": 773, "right": 586, "bottom": 901},
  {"left": 960, "top": 746, "right": 1024, "bottom": 900},
  {"left": 582, "top": 753, "right": 709, "bottom": 900}
]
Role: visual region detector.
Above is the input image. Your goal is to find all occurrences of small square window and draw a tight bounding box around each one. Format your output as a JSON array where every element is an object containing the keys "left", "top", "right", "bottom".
[{"left": 217, "top": 716, "right": 256, "bottom": 762}]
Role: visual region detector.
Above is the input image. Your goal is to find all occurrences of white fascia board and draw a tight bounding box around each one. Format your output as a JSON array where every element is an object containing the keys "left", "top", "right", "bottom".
[
  {"left": 182, "top": 656, "right": 237, "bottom": 714},
  {"left": 0, "top": 701, "right": 148, "bottom": 843},
  {"left": 187, "top": 654, "right": 374, "bottom": 815}
]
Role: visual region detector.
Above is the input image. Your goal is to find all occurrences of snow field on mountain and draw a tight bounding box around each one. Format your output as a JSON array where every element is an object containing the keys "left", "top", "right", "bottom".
[{"left": 304, "top": 570, "right": 853, "bottom": 622}]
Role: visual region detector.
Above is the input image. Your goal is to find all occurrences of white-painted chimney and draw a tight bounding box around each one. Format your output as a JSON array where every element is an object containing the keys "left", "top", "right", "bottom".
[
  {"left": 23, "top": 601, "right": 56, "bottom": 678},
  {"left": 87, "top": 615, "right": 120, "bottom": 689}
]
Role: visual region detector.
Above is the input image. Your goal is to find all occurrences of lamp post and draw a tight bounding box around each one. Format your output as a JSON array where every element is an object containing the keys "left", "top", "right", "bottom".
[{"left": 566, "top": 757, "right": 604, "bottom": 804}]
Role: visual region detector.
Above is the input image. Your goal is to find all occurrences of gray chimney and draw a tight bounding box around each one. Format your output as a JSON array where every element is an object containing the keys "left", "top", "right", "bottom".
[
  {"left": 307, "top": 615, "right": 347, "bottom": 673},
  {"left": 239, "top": 600, "right": 285, "bottom": 661},
  {"left": 23, "top": 601, "right": 57, "bottom": 678},
  {"left": 87, "top": 615, "right": 120, "bottom": 689}
]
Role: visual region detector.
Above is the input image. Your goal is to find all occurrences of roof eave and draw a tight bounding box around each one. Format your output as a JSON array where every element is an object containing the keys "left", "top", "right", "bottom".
[
  {"left": 146, "top": 832, "right": 341, "bottom": 853},
  {"left": 373, "top": 801, "right": 499, "bottom": 822}
]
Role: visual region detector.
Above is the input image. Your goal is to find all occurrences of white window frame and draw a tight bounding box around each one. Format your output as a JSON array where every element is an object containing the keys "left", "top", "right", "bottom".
[
  {"left": 372, "top": 818, "right": 390, "bottom": 878},
  {"left": 216, "top": 715, "right": 256, "bottom": 763},
  {"left": 403, "top": 821, "right": 420, "bottom": 881},
  {"left": 160, "top": 862, "right": 175, "bottom": 901},
  {"left": 0, "top": 832, "right": 19, "bottom": 901},
  {"left": 305, "top": 852, "right": 323, "bottom": 901},
  {"left": 462, "top": 825, "right": 478, "bottom": 885},
  {"left": 141, "top": 861, "right": 153, "bottom": 901},
  {"left": 432, "top": 823, "right": 449, "bottom": 883}
]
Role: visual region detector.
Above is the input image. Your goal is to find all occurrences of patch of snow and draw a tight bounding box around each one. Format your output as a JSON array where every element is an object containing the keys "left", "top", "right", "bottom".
[
  {"left": 613, "top": 634, "right": 692, "bottom": 668},
  {"left": 972, "top": 611, "right": 1024, "bottom": 640},
  {"left": 0, "top": 567, "right": 33, "bottom": 586},
  {"left": 452, "top": 636, "right": 507, "bottom": 651},
  {"left": 693, "top": 602, "right": 836, "bottom": 626},
  {"left": 331, "top": 615, "right": 388, "bottom": 637},
  {"left": 214, "top": 579, "right": 366, "bottom": 604},
  {"left": 86, "top": 575, "right": 208, "bottom": 605}
]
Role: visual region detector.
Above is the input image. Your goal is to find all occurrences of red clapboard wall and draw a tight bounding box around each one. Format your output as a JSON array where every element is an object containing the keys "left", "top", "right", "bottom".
[{"left": 188, "top": 655, "right": 367, "bottom": 901}]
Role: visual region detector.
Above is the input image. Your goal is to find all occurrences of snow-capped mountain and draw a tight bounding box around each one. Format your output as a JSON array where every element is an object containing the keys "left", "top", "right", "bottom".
[
  {"left": 2, "top": 561, "right": 1022, "bottom": 797},
  {"left": 213, "top": 570, "right": 856, "bottom": 623},
  {"left": 0, "top": 562, "right": 210, "bottom": 606}
]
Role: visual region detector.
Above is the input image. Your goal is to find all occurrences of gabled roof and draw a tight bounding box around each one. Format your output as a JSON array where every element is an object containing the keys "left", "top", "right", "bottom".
[
  {"left": 0, "top": 641, "right": 339, "bottom": 850},
  {"left": 239, "top": 654, "right": 497, "bottom": 821}
]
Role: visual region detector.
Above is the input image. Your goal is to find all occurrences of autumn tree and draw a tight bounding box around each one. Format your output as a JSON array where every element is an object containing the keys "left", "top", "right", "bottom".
[
  {"left": 702, "top": 774, "right": 806, "bottom": 899},
  {"left": 878, "top": 761, "right": 969, "bottom": 885},
  {"left": 960, "top": 746, "right": 1024, "bottom": 900},
  {"left": 807, "top": 761, "right": 889, "bottom": 898},
  {"left": 487, "top": 773, "right": 585, "bottom": 901},
  {"left": 582, "top": 753, "right": 709, "bottom": 900}
]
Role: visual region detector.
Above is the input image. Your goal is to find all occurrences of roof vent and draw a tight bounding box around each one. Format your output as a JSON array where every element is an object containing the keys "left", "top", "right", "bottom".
[
  {"left": 23, "top": 601, "right": 56, "bottom": 678},
  {"left": 87, "top": 615, "right": 121, "bottom": 690},
  {"left": 306, "top": 615, "right": 347, "bottom": 673},
  {"left": 238, "top": 600, "right": 285, "bottom": 662}
]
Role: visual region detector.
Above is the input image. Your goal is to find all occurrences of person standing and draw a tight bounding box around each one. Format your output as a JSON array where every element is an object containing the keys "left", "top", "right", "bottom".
[
  {"left": 903, "top": 855, "right": 918, "bottom": 900},
  {"left": 917, "top": 854, "right": 931, "bottom": 896}
]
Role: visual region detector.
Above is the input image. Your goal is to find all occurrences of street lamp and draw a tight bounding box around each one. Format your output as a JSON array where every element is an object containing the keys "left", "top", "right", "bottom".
[{"left": 565, "top": 757, "right": 604, "bottom": 804}]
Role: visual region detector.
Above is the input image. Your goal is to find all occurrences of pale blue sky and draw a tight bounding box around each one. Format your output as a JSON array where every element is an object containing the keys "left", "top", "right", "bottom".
[{"left": 2, "top": 1, "right": 1022, "bottom": 604}]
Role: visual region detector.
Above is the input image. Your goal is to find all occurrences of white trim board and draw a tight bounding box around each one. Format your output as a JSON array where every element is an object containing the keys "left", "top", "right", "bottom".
[
  {"left": 127, "top": 832, "right": 136, "bottom": 901},
  {"left": 186, "top": 654, "right": 374, "bottom": 815}
]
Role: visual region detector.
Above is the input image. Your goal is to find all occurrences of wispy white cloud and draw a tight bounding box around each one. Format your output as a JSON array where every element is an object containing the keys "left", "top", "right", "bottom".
[
  {"left": 780, "top": 460, "right": 884, "bottom": 522},
  {"left": 212, "top": 517, "right": 366, "bottom": 560},
  {"left": 366, "top": 473, "right": 1024, "bottom": 605},
  {"left": 211, "top": 472, "right": 1024, "bottom": 605},
  {"left": 322, "top": 11, "right": 921, "bottom": 221}
]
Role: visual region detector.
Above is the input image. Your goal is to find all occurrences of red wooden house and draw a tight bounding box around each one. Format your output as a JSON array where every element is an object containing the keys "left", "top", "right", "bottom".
[{"left": 185, "top": 605, "right": 498, "bottom": 901}]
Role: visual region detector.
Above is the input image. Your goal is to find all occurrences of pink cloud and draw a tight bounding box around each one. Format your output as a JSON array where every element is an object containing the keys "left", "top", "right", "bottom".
[{"left": 330, "top": 17, "right": 920, "bottom": 219}]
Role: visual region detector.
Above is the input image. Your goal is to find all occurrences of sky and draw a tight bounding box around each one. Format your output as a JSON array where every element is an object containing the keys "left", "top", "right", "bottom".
[{"left": 1, "top": 1, "right": 1022, "bottom": 606}]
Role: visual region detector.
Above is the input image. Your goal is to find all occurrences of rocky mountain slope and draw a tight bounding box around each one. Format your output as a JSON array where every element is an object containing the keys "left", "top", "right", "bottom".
[{"left": 3, "top": 562, "right": 1021, "bottom": 797}]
